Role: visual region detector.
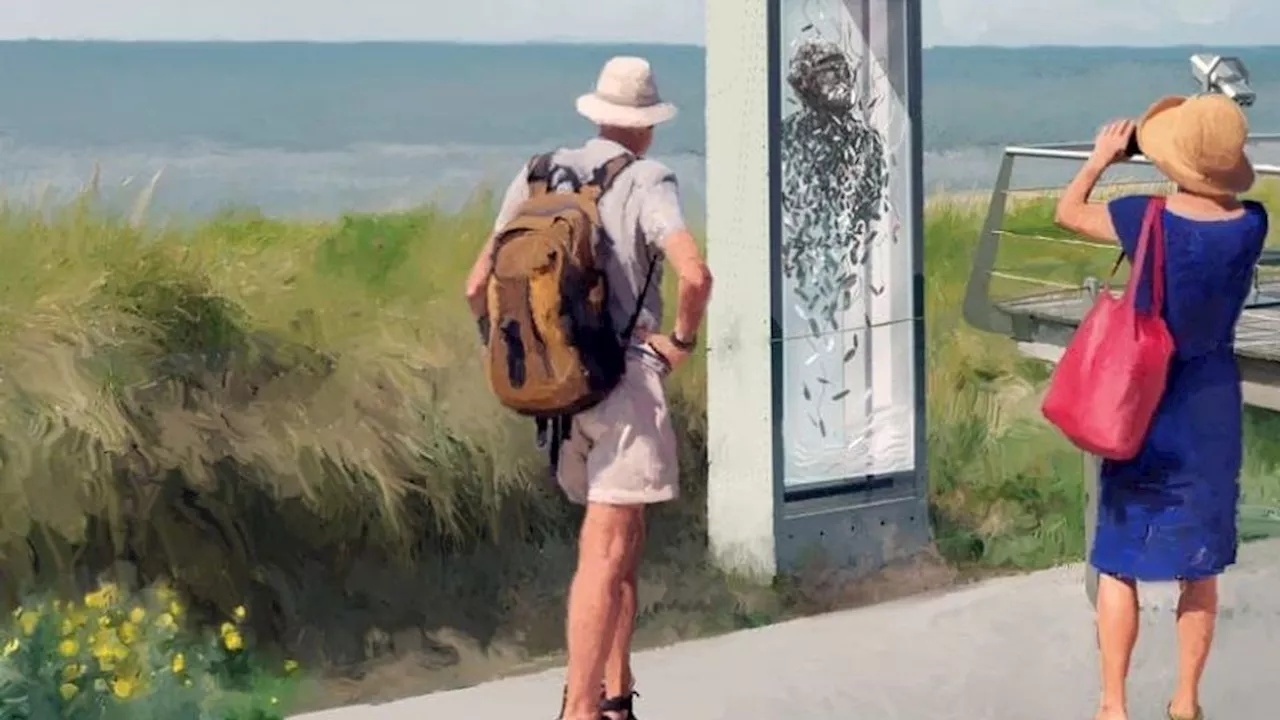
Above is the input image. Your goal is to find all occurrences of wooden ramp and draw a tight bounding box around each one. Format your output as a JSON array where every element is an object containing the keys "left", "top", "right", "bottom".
[{"left": 996, "top": 278, "right": 1280, "bottom": 366}]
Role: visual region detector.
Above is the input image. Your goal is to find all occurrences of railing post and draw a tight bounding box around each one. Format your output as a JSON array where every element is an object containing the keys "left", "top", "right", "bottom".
[
  {"left": 1084, "top": 451, "right": 1100, "bottom": 607},
  {"left": 961, "top": 152, "right": 1016, "bottom": 336}
]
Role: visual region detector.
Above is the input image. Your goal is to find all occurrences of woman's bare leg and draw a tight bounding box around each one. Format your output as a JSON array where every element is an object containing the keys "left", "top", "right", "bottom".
[
  {"left": 1095, "top": 573, "right": 1140, "bottom": 720},
  {"left": 1168, "top": 577, "right": 1217, "bottom": 718}
]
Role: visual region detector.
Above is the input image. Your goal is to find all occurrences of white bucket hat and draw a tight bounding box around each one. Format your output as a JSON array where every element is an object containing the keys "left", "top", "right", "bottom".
[{"left": 576, "top": 56, "right": 677, "bottom": 128}]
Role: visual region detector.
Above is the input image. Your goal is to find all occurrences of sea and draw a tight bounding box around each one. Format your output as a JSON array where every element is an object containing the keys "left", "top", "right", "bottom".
[{"left": 3, "top": 41, "right": 1280, "bottom": 219}]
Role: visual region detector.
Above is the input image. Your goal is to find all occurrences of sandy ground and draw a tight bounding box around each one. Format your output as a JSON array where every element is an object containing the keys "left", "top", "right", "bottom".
[{"left": 292, "top": 538, "right": 1280, "bottom": 720}]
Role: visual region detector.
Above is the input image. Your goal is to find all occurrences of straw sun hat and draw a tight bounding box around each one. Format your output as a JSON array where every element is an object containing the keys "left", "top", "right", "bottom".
[
  {"left": 576, "top": 56, "right": 677, "bottom": 129},
  {"left": 1136, "top": 93, "right": 1255, "bottom": 196}
]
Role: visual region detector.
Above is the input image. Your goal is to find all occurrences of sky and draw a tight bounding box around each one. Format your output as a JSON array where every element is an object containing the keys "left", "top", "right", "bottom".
[{"left": 0, "top": 0, "right": 1276, "bottom": 47}]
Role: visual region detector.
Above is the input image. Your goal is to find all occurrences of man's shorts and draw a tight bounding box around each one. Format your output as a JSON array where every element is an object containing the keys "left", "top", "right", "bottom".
[{"left": 556, "top": 346, "right": 679, "bottom": 506}]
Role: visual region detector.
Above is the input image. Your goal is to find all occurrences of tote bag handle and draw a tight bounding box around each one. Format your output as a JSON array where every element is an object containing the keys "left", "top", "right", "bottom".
[{"left": 1105, "top": 197, "right": 1166, "bottom": 310}]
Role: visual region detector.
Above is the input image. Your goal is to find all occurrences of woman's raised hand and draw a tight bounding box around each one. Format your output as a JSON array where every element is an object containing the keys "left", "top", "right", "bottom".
[{"left": 1090, "top": 119, "right": 1137, "bottom": 166}]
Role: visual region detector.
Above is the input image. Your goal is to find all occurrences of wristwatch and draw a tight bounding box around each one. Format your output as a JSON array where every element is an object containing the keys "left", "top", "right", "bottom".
[{"left": 670, "top": 331, "right": 697, "bottom": 352}]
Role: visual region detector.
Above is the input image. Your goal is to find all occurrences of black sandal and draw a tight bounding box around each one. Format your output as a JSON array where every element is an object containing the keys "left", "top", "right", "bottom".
[
  {"left": 600, "top": 691, "right": 639, "bottom": 719},
  {"left": 556, "top": 686, "right": 639, "bottom": 719}
]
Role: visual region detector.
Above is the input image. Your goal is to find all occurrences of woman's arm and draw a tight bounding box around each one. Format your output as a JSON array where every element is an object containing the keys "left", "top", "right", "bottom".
[{"left": 1053, "top": 119, "right": 1133, "bottom": 242}]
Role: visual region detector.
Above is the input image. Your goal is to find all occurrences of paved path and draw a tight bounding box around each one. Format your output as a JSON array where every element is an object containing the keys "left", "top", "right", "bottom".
[{"left": 293, "top": 540, "right": 1280, "bottom": 720}]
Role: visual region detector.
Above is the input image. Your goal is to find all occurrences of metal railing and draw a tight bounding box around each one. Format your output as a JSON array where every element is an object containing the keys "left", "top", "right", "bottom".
[{"left": 963, "top": 134, "right": 1280, "bottom": 343}]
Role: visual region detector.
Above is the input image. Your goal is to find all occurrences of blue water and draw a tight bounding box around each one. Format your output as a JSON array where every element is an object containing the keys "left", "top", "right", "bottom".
[{"left": 2, "top": 41, "right": 1280, "bottom": 217}]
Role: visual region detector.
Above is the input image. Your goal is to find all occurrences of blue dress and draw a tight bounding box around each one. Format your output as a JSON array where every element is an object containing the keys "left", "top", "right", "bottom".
[{"left": 1090, "top": 195, "right": 1268, "bottom": 582}]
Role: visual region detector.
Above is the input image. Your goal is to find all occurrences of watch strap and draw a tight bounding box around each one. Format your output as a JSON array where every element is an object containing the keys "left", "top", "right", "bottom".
[{"left": 670, "top": 332, "right": 697, "bottom": 352}]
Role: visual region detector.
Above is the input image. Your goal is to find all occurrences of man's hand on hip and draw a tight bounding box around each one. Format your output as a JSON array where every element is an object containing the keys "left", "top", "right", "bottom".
[{"left": 645, "top": 333, "right": 692, "bottom": 373}]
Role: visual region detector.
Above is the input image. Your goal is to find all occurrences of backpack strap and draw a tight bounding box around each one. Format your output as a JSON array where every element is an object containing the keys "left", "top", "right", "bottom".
[
  {"left": 593, "top": 151, "right": 653, "bottom": 340},
  {"left": 602, "top": 153, "right": 655, "bottom": 340},
  {"left": 622, "top": 254, "right": 660, "bottom": 340},
  {"left": 525, "top": 152, "right": 556, "bottom": 196},
  {"left": 534, "top": 415, "right": 573, "bottom": 480},
  {"left": 590, "top": 153, "right": 638, "bottom": 195}
]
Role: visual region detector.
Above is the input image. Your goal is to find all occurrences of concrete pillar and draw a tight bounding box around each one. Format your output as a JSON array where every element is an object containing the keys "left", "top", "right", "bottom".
[{"left": 704, "top": 0, "right": 779, "bottom": 580}]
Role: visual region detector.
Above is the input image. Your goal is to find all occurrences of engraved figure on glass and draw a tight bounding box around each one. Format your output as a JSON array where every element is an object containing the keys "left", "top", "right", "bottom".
[{"left": 778, "top": 0, "right": 911, "bottom": 487}]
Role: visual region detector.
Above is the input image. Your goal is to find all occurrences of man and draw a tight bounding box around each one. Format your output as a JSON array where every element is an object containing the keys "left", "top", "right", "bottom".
[{"left": 463, "top": 56, "right": 712, "bottom": 720}]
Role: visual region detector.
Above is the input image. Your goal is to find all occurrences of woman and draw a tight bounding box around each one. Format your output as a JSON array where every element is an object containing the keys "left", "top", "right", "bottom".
[{"left": 1055, "top": 93, "right": 1268, "bottom": 720}]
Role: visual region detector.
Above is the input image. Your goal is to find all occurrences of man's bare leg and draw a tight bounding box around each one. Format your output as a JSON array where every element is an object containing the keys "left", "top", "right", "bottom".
[
  {"left": 602, "top": 521, "right": 645, "bottom": 715},
  {"left": 563, "top": 503, "right": 644, "bottom": 720},
  {"left": 1168, "top": 577, "right": 1217, "bottom": 719}
]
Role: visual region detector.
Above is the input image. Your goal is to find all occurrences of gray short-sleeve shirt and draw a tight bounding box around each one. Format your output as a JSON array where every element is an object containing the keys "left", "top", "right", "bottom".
[{"left": 492, "top": 138, "right": 687, "bottom": 336}]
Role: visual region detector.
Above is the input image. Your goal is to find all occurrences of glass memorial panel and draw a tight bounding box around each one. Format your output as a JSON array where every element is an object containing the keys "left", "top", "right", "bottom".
[{"left": 774, "top": 0, "right": 920, "bottom": 488}]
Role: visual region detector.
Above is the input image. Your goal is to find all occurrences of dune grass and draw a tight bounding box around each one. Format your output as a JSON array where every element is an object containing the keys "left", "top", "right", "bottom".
[{"left": 0, "top": 182, "right": 1278, "bottom": 708}]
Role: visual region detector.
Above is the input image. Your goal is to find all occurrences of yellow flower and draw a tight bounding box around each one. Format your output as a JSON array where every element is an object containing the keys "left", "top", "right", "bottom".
[
  {"left": 128, "top": 606, "right": 146, "bottom": 625},
  {"left": 63, "top": 607, "right": 87, "bottom": 632},
  {"left": 18, "top": 610, "right": 40, "bottom": 637},
  {"left": 232, "top": 605, "right": 247, "bottom": 622},
  {"left": 110, "top": 676, "right": 136, "bottom": 699},
  {"left": 168, "top": 601, "right": 183, "bottom": 618},
  {"left": 220, "top": 626, "right": 244, "bottom": 652},
  {"left": 96, "top": 615, "right": 112, "bottom": 629},
  {"left": 117, "top": 621, "right": 139, "bottom": 644},
  {"left": 90, "top": 629, "right": 112, "bottom": 655},
  {"left": 59, "top": 683, "right": 78, "bottom": 701},
  {"left": 155, "top": 613, "right": 176, "bottom": 631},
  {"left": 90, "top": 629, "right": 129, "bottom": 669},
  {"left": 170, "top": 652, "right": 185, "bottom": 674},
  {"left": 283, "top": 659, "right": 299, "bottom": 673},
  {"left": 84, "top": 584, "right": 118, "bottom": 610},
  {"left": 62, "top": 664, "right": 82, "bottom": 681},
  {"left": 57, "top": 638, "right": 79, "bottom": 657},
  {"left": 2, "top": 638, "right": 19, "bottom": 656}
]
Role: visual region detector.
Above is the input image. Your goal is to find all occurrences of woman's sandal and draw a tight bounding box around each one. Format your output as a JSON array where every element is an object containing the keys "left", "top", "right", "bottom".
[
  {"left": 600, "top": 690, "right": 640, "bottom": 719},
  {"left": 556, "top": 685, "right": 639, "bottom": 719},
  {"left": 1167, "top": 704, "right": 1203, "bottom": 720}
]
